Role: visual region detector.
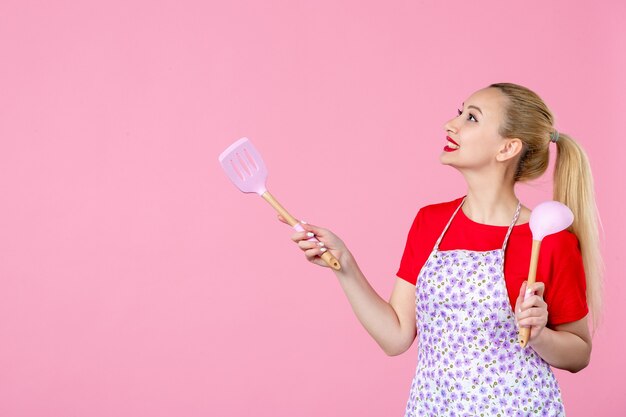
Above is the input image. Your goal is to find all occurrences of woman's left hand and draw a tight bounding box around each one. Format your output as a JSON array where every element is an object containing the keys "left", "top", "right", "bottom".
[{"left": 515, "top": 281, "right": 549, "bottom": 345}]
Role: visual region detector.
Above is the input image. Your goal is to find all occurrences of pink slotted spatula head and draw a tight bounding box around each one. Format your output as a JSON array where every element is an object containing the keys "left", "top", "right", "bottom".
[{"left": 218, "top": 137, "right": 268, "bottom": 195}]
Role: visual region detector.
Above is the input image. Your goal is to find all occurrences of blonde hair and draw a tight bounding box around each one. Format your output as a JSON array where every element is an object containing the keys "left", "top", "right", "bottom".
[{"left": 490, "top": 82, "right": 603, "bottom": 331}]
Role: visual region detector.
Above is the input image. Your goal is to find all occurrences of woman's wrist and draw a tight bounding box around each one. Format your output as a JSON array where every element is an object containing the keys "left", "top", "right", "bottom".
[
  {"left": 334, "top": 249, "right": 359, "bottom": 277},
  {"left": 528, "top": 325, "right": 553, "bottom": 351}
]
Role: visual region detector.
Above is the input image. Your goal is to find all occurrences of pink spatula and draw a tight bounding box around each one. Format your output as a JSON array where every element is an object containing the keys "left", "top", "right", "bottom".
[
  {"left": 218, "top": 137, "right": 341, "bottom": 270},
  {"left": 519, "top": 201, "right": 574, "bottom": 347}
]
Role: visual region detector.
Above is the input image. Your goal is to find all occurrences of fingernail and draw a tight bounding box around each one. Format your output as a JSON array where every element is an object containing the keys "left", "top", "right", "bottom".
[
  {"left": 525, "top": 288, "right": 533, "bottom": 296},
  {"left": 320, "top": 247, "right": 327, "bottom": 252},
  {"left": 301, "top": 220, "right": 307, "bottom": 224},
  {"left": 318, "top": 242, "right": 325, "bottom": 247},
  {"left": 306, "top": 232, "right": 314, "bottom": 237}
]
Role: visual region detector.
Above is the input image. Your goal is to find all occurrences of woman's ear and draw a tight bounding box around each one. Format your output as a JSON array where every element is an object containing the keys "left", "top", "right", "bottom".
[{"left": 496, "top": 138, "right": 524, "bottom": 162}]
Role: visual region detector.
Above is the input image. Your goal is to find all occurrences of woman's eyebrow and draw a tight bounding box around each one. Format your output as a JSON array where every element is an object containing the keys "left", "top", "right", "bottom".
[
  {"left": 468, "top": 105, "right": 483, "bottom": 115},
  {"left": 462, "top": 103, "right": 483, "bottom": 115}
]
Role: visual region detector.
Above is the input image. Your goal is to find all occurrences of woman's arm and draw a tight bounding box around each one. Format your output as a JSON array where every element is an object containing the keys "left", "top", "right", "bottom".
[
  {"left": 529, "top": 318, "right": 591, "bottom": 372},
  {"left": 515, "top": 281, "right": 592, "bottom": 372},
  {"left": 335, "top": 256, "right": 417, "bottom": 356},
  {"left": 283, "top": 217, "right": 417, "bottom": 356}
]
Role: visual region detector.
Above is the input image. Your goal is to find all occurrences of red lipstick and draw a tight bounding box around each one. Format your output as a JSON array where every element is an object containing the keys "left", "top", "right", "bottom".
[
  {"left": 444, "top": 136, "right": 460, "bottom": 152},
  {"left": 447, "top": 136, "right": 459, "bottom": 146}
]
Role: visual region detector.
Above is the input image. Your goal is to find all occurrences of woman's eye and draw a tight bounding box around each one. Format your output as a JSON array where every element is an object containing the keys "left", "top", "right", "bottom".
[{"left": 456, "top": 109, "right": 478, "bottom": 122}]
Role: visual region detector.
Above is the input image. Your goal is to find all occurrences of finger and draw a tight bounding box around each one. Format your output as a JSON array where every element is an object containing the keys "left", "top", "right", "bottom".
[
  {"left": 515, "top": 281, "right": 527, "bottom": 313},
  {"left": 277, "top": 214, "right": 288, "bottom": 224},
  {"left": 291, "top": 230, "right": 317, "bottom": 242},
  {"left": 518, "top": 316, "right": 548, "bottom": 329},
  {"left": 521, "top": 295, "right": 547, "bottom": 311},
  {"left": 304, "top": 246, "right": 329, "bottom": 260},
  {"left": 298, "top": 239, "right": 325, "bottom": 251},
  {"left": 298, "top": 221, "right": 327, "bottom": 236},
  {"left": 292, "top": 221, "right": 326, "bottom": 240},
  {"left": 517, "top": 307, "right": 546, "bottom": 321},
  {"left": 530, "top": 282, "right": 545, "bottom": 298}
]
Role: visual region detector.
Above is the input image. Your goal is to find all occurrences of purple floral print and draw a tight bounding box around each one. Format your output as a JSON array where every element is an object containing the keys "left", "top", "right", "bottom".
[{"left": 404, "top": 200, "right": 565, "bottom": 417}]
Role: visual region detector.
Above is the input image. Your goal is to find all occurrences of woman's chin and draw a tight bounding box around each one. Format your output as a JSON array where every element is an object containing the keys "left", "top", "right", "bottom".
[
  {"left": 439, "top": 152, "right": 452, "bottom": 165},
  {"left": 439, "top": 154, "right": 462, "bottom": 171}
]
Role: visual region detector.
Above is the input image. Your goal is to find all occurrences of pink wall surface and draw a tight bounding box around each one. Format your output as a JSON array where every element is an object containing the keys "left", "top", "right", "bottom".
[{"left": 1, "top": 1, "right": 624, "bottom": 416}]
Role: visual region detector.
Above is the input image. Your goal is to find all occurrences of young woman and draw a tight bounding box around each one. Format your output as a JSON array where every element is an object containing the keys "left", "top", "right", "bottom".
[{"left": 279, "top": 83, "right": 602, "bottom": 416}]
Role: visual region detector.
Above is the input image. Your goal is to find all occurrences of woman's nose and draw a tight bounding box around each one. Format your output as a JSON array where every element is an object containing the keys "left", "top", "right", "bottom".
[{"left": 443, "top": 118, "right": 458, "bottom": 134}]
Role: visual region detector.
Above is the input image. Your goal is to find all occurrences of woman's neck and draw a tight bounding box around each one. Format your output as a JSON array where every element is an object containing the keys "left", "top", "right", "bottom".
[{"left": 461, "top": 171, "right": 519, "bottom": 226}]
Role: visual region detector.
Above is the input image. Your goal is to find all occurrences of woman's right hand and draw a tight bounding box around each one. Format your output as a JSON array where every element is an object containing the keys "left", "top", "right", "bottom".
[{"left": 277, "top": 215, "right": 349, "bottom": 268}]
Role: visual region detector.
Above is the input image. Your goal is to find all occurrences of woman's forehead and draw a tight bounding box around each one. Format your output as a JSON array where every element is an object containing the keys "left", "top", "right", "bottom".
[{"left": 464, "top": 87, "right": 507, "bottom": 117}]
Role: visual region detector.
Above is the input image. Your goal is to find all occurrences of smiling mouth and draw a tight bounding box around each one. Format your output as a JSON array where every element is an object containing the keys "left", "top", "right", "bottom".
[{"left": 444, "top": 136, "right": 460, "bottom": 152}]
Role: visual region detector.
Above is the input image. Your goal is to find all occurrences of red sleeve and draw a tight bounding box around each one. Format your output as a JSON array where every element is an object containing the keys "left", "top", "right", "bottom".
[
  {"left": 396, "top": 198, "right": 463, "bottom": 285},
  {"left": 396, "top": 208, "right": 423, "bottom": 285},
  {"left": 539, "top": 230, "right": 589, "bottom": 326}
]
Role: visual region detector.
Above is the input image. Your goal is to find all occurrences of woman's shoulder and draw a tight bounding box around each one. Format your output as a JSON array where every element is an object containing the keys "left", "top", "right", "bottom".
[
  {"left": 418, "top": 196, "right": 465, "bottom": 218},
  {"left": 541, "top": 229, "right": 581, "bottom": 252}
]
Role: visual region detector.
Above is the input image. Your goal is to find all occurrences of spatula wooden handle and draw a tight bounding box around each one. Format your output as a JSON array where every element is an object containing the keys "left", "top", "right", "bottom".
[
  {"left": 519, "top": 239, "right": 541, "bottom": 348},
  {"left": 261, "top": 191, "right": 341, "bottom": 270}
]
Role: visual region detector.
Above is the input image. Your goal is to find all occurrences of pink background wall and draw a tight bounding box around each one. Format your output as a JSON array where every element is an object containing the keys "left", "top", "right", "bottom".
[{"left": 1, "top": 1, "right": 624, "bottom": 416}]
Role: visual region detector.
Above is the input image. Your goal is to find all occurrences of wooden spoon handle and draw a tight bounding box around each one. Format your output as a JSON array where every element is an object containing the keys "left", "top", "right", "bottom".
[
  {"left": 261, "top": 191, "right": 341, "bottom": 270},
  {"left": 519, "top": 240, "right": 541, "bottom": 348}
]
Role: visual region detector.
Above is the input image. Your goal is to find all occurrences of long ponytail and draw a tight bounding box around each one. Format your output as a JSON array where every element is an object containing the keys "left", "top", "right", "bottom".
[{"left": 553, "top": 133, "right": 604, "bottom": 330}]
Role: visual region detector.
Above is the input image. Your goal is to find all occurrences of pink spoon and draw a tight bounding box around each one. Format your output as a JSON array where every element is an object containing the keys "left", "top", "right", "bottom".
[{"left": 519, "top": 201, "right": 574, "bottom": 347}]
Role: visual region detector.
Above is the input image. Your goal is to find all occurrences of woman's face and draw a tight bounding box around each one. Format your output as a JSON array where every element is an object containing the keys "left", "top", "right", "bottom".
[{"left": 440, "top": 87, "right": 512, "bottom": 172}]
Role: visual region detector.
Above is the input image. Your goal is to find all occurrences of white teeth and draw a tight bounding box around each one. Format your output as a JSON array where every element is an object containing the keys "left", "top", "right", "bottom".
[{"left": 448, "top": 141, "right": 460, "bottom": 149}]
